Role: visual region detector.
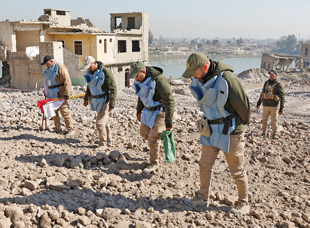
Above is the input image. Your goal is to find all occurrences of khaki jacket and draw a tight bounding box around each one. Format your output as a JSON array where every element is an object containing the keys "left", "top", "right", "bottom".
[{"left": 53, "top": 63, "right": 72, "bottom": 98}]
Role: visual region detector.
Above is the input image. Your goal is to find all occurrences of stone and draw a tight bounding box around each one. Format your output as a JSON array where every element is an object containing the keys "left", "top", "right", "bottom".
[
  {"left": 50, "top": 184, "right": 71, "bottom": 191},
  {"left": 54, "top": 153, "right": 68, "bottom": 167},
  {"left": 40, "top": 212, "right": 51, "bottom": 228},
  {"left": 95, "top": 209, "right": 103, "bottom": 217},
  {"left": 40, "top": 158, "right": 49, "bottom": 167},
  {"left": 102, "top": 208, "right": 122, "bottom": 220},
  {"left": 48, "top": 210, "right": 59, "bottom": 221},
  {"left": 302, "top": 213, "right": 310, "bottom": 223},
  {"left": 0, "top": 179, "right": 8, "bottom": 186},
  {"left": 252, "top": 209, "right": 263, "bottom": 220},
  {"left": 13, "top": 221, "right": 25, "bottom": 228},
  {"left": 281, "top": 211, "right": 292, "bottom": 220},
  {"left": 77, "top": 207, "right": 86, "bottom": 215},
  {"left": 79, "top": 215, "right": 91, "bottom": 226},
  {"left": 22, "top": 187, "right": 32, "bottom": 196},
  {"left": 66, "top": 179, "right": 82, "bottom": 188},
  {"left": 5, "top": 206, "right": 23, "bottom": 222},
  {"left": 24, "top": 180, "right": 39, "bottom": 190},
  {"left": 109, "top": 150, "right": 121, "bottom": 161},
  {"left": 124, "top": 209, "right": 131, "bottom": 215},
  {"left": 206, "top": 210, "right": 215, "bottom": 220},
  {"left": 115, "top": 221, "right": 130, "bottom": 228},
  {"left": 135, "top": 221, "right": 152, "bottom": 228},
  {"left": 96, "top": 153, "right": 108, "bottom": 160},
  {"left": 0, "top": 218, "right": 12, "bottom": 228},
  {"left": 224, "top": 195, "right": 238, "bottom": 206},
  {"left": 282, "top": 156, "right": 292, "bottom": 164},
  {"left": 70, "top": 157, "right": 83, "bottom": 169},
  {"left": 215, "top": 192, "right": 224, "bottom": 201},
  {"left": 103, "top": 158, "right": 111, "bottom": 165}
]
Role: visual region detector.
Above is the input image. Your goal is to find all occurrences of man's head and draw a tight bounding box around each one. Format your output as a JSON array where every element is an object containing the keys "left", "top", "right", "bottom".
[
  {"left": 268, "top": 69, "right": 278, "bottom": 81},
  {"left": 41, "top": 55, "right": 55, "bottom": 69},
  {"left": 82, "top": 56, "right": 97, "bottom": 73},
  {"left": 129, "top": 61, "right": 146, "bottom": 83},
  {"left": 182, "top": 52, "right": 210, "bottom": 79}
]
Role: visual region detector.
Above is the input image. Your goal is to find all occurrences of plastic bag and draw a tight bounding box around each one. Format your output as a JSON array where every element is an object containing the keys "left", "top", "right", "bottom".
[{"left": 159, "top": 130, "right": 176, "bottom": 163}]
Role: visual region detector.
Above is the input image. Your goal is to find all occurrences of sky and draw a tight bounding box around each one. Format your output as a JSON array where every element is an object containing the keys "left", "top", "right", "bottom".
[{"left": 1, "top": 0, "right": 310, "bottom": 40}]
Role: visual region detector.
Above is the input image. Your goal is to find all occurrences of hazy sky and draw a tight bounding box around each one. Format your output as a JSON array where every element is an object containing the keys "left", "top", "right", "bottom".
[{"left": 1, "top": 0, "right": 309, "bottom": 40}]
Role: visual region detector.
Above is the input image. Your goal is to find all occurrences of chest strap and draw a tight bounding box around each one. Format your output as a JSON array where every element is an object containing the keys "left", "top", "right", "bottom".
[
  {"left": 208, "top": 112, "right": 237, "bottom": 135},
  {"left": 48, "top": 83, "right": 64, "bottom": 89}
]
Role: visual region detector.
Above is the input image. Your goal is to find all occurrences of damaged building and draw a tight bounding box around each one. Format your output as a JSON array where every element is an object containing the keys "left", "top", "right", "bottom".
[
  {"left": 261, "top": 43, "right": 310, "bottom": 72},
  {"left": 0, "top": 9, "right": 149, "bottom": 90}
]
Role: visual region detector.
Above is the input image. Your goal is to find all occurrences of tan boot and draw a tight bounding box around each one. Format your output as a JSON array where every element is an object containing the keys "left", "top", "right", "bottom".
[
  {"left": 143, "top": 163, "right": 158, "bottom": 174},
  {"left": 230, "top": 201, "right": 250, "bottom": 215}
]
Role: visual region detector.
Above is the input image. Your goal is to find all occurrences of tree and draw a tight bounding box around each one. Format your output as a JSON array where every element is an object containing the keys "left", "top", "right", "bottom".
[
  {"left": 148, "top": 30, "right": 153, "bottom": 45},
  {"left": 190, "top": 40, "right": 197, "bottom": 46},
  {"left": 158, "top": 35, "right": 164, "bottom": 50}
]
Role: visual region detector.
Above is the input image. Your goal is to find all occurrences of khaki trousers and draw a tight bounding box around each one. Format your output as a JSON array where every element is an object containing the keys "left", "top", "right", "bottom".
[
  {"left": 262, "top": 106, "right": 278, "bottom": 134},
  {"left": 199, "top": 134, "right": 248, "bottom": 203},
  {"left": 52, "top": 100, "right": 73, "bottom": 131},
  {"left": 140, "top": 112, "right": 166, "bottom": 164},
  {"left": 96, "top": 102, "right": 111, "bottom": 146}
]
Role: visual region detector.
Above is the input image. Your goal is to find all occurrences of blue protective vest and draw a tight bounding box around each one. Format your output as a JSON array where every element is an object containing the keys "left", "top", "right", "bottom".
[
  {"left": 134, "top": 77, "right": 163, "bottom": 128},
  {"left": 44, "top": 62, "right": 60, "bottom": 99},
  {"left": 84, "top": 69, "right": 107, "bottom": 113},
  {"left": 189, "top": 72, "right": 235, "bottom": 153}
]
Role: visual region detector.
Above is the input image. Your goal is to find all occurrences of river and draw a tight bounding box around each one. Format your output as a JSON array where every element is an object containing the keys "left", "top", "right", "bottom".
[
  {"left": 149, "top": 56, "right": 262, "bottom": 79},
  {"left": 0, "top": 57, "right": 262, "bottom": 79}
]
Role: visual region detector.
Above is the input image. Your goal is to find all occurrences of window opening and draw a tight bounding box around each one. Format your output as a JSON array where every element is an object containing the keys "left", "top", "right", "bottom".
[
  {"left": 132, "top": 40, "right": 140, "bottom": 52},
  {"left": 118, "top": 40, "right": 126, "bottom": 53},
  {"left": 74, "top": 41, "right": 82, "bottom": 55}
]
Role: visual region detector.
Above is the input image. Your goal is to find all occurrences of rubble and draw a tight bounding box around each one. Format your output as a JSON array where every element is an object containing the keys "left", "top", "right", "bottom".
[{"left": 0, "top": 72, "right": 310, "bottom": 227}]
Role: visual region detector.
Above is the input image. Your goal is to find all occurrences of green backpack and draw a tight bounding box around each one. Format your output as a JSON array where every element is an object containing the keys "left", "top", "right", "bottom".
[{"left": 159, "top": 130, "right": 176, "bottom": 163}]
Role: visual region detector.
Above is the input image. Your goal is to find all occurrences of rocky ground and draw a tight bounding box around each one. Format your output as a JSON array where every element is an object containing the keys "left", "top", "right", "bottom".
[{"left": 0, "top": 69, "right": 309, "bottom": 228}]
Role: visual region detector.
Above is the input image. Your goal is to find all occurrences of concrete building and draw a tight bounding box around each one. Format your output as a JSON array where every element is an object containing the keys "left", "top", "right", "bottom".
[
  {"left": 0, "top": 9, "right": 149, "bottom": 90},
  {"left": 260, "top": 53, "right": 302, "bottom": 72},
  {"left": 300, "top": 43, "right": 310, "bottom": 68}
]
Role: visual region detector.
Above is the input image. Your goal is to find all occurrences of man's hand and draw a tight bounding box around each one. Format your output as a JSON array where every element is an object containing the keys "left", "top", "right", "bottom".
[
  {"left": 109, "top": 107, "right": 114, "bottom": 112},
  {"left": 256, "top": 105, "right": 260, "bottom": 110},
  {"left": 166, "top": 123, "right": 173, "bottom": 131},
  {"left": 137, "top": 112, "right": 142, "bottom": 122},
  {"left": 83, "top": 100, "right": 88, "bottom": 107},
  {"left": 64, "top": 95, "right": 69, "bottom": 100},
  {"left": 279, "top": 108, "right": 283, "bottom": 115}
]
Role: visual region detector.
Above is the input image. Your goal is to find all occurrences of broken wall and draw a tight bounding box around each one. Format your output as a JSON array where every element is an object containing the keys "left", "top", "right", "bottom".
[
  {"left": 261, "top": 53, "right": 276, "bottom": 71},
  {"left": 15, "top": 31, "right": 40, "bottom": 51},
  {"left": 0, "top": 22, "right": 16, "bottom": 52},
  {"left": 63, "top": 48, "right": 85, "bottom": 86}
]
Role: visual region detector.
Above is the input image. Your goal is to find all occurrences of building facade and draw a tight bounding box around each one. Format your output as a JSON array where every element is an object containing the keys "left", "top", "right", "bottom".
[{"left": 0, "top": 9, "right": 149, "bottom": 90}]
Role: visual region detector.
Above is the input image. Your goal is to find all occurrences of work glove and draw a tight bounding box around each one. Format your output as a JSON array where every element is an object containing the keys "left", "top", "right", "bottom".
[
  {"left": 278, "top": 108, "right": 283, "bottom": 115},
  {"left": 64, "top": 95, "right": 69, "bottom": 100},
  {"left": 109, "top": 107, "right": 114, "bottom": 112},
  {"left": 166, "top": 123, "right": 173, "bottom": 131},
  {"left": 137, "top": 112, "right": 142, "bottom": 122},
  {"left": 83, "top": 100, "right": 88, "bottom": 107}
]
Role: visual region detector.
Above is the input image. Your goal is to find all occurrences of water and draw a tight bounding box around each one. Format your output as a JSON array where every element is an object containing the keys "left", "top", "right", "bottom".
[{"left": 149, "top": 57, "right": 262, "bottom": 79}]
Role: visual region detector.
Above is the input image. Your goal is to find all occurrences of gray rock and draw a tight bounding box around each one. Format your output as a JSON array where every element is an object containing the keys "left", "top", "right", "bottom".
[
  {"left": 5, "top": 206, "right": 23, "bottom": 222},
  {"left": 96, "top": 153, "right": 109, "bottom": 160},
  {"left": 54, "top": 153, "right": 68, "bottom": 167},
  {"left": 66, "top": 179, "right": 82, "bottom": 188},
  {"left": 14, "top": 197, "right": 27, "bottom": 204},
  {"left": 224, "top": 195, "right": 238, "bottom": 206},
  {"left": 50, "top": 184, "right": 71, "bottom": 191},
  {"left": 24, "top": 180, "right": 39, "bottom": 190},
  {"left": 109, "top": 150, "right": 121, "bottom": 161},
  {"left": 123, "top": 153, "right": 132, "bottom": 160},
  {"left": 283, "top": 156, "right": 292, "bottom": 164},
  {"left": 103, "top": 158, "right": 111, "bottom": 165},
  {"left": 115, "top": 221, "right": 130, "bottom": 228},
  {"left": 70, "top": 157, "right": 83, "bottom": 169}
]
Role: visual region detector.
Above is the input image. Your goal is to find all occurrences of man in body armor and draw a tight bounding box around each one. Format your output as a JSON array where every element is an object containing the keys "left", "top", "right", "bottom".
[
  {"left": 129, "top": 61, "right": 174, "bottom": 174},
  {"left": 182, "top": 52, "right": 251, "bottom": 215},
  {"left": 256, "top": 69, "right": 285, "bottom": 139},
  {"left": 41, "top": 55, "right": 75, "bottom": 135},
  {"left": 82, "top": 56, "right": 117, "bottom": 151}
]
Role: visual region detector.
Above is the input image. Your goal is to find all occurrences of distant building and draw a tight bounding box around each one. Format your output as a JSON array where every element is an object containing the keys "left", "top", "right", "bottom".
[
  {"left": 0, "top": 9, "right": 149, "bottom": 90},
  {"left": 300, "top": 43, "right": 310, "bottom": 68}
]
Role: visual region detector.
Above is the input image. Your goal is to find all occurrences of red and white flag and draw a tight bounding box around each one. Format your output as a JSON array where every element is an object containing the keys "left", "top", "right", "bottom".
[{"left": 37, "top": 99, "right": 64, "bottom": 118}]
